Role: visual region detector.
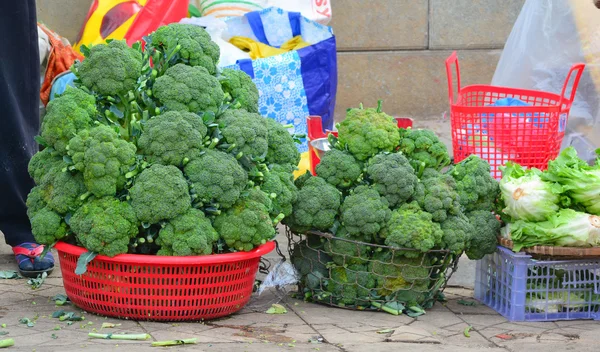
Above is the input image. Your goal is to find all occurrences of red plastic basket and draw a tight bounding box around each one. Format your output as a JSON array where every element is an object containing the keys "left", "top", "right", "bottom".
[
  {"left": 55, "top": 241, "right": 275, "bottom": 321},
  {"left": 445, "top": 52, "right": 585, "bottom": 179}
]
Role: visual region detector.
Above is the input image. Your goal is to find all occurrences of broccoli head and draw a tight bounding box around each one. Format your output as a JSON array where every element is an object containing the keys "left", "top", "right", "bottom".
[
  {"left": 75, "top": 40, "right": 142, "bottom": 97},
  {"left": 447, "top": 155, "right": 499, "bottom": 212},
  {"left": 28, "top": 148, "right": 64, "bottom": 184},
  {"left": 67, "top": 125, "right": 137, "bottom": 197},
  {"left": 36, "top": 163, "right": 87, "bottom": 215},
  {"left": 398, "top": 128, "right": 451, "bottom": 172},
  {"left": 40, "top": 87, "right": 96, "bottom": 154},
  {"left": 326, "top": 264, "right": 375, "bottom": 306},
  {"left": 316, "top": 149, "right": 362, "bottom": 189},
  {"left": 220, "top": 68, "right": 259, "bottom": 113},
  {"left": 464, "top": 210, "right": 500, "bottom": 260},
  {"left": 291, "top": 239, "right": 332, "bottom": 290},
  {"left": 366, "top": 152, "right": 417, "bottom": 208},
  {"left": 156, "top": 208, "right": 219, "bottom": 256},
  {"left": 184, "top": 149, "right": 248, "bottom": 209},
  {"left": 324, "top": 227, "right": 370, "bottom": 266},
  {"left": 137, "top": 111, "right": 207, "bottom": 166},
  {"left": 26, "top": 187, "right": 68, "bottom": 245},
  {"left": 371, "top": 250, "right": 431, "bottom": 299},
  {"left": 153, "top": 63, "right": 224, "bottom": 113},
  {"left": 337, "top": 101, "right": 400, "bottom": 161},
  {"left": 264, "top": 118, "right": 301, "bottom": 168},
  {"left": 284, "top": 176, "right": 342, "bottom": 233},
  {"left": 213, "top": 191, "right": 276, "bottom": 251},
  {"left": 439, "top": 213, "right": 474, "bottom": 255},
  {"left": 412, "top": 170, "right": 462, "bottom": 222},
  {"left": 70, "top": 197, "right": 138, "bottom": 257},
  {"left": 340, "top": 185, "right": 391, "bottom": 241},
  {"left": 380, "top": 202, "right": 443, "bottom": 258},
  {"left": 150, "top": 23, "right": 220, "bottom": 75},
  {"left": 218, "top": 109, "right": 268, "bottom": 161},
  {"left": 129, "top": 164, "right": 191, "bottom": 224},
  {"left": 260, "top": 167, "right": 298, "bottom": 217}
]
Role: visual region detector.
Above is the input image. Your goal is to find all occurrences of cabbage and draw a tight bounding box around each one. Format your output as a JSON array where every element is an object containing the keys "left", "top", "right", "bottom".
[
  {"left": 499, "top": 162, "right": 562, "bottom": 222},
  {"left": 510, "top": 209, "right": 600, "bottom": 251}
]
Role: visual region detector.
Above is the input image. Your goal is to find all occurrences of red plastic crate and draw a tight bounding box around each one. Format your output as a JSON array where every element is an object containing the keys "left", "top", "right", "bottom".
[{"left": 445, "top": 51, "right": 585, "bottom": 179}]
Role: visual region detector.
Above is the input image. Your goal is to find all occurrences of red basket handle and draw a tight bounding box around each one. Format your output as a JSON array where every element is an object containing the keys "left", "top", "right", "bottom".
[
  {"left": 559, "top": 63, "right": 585, "bottom": 109},
  {"left": 445, "top": 51, "right": 461, "bottom": 105}
]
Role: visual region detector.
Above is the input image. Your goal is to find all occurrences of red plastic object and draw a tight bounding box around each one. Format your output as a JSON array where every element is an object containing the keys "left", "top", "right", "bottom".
[
  {"left": 124, "top": 0, "right": 188, "bottom": 46},
  {"left": 446, "top": 51, "right": 585, "bottom": 179},
  {"left": 55, "top": 241, "right": 275, "bottom": 321},
  {"left": 307, "top": 116, "right": 413, "bottom": 175}
]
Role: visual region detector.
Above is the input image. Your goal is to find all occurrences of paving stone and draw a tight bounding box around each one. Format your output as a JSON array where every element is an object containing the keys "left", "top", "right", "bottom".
[
  {"left": 385, "top": 325, "right": 440, "bottom": 344},
  {"left": 416, "top": 311, "right": 464, "bottom": 328},
  {"left": 444, "top": 298, "right": 499, "bottom": 315},
  {"left": 459, "top": 314, "right": 510, "bottom": 329},
  {"left": 343, "top": 342, "right": 503, "bottom": 352},
  {"left": 313, "top": 324, "right": 386, "bottom": 344}
]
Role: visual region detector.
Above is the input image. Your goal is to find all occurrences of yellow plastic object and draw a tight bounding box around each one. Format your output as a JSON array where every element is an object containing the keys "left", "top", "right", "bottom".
[
  {"left": 293, "top": 152, "right": 310, "bottom": 179},
  {"left": 229, "top": 35, "right": 310, "bottom": 60}
]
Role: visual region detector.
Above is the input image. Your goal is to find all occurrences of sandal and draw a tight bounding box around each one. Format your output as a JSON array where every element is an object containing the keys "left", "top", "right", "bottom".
[{"left": 12, "top": 242, "right": 54, "bottom": 278}]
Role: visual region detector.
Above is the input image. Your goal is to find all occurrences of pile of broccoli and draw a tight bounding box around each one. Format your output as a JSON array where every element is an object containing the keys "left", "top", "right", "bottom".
[
  {"left": 287, "top": 102, "right": 501, "bottom": 312},
  {"left": 27, "top": 23, "right": 303, "bottom": 258}
]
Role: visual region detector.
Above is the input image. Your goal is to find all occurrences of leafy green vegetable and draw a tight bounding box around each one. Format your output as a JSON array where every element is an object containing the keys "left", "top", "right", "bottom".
[
  {"left": 75, "top": 251, "right": 98, "bottom": 275},
  {"left": 0, "top": 271, "right": 19, "bottom": 279},
  {"left": 265, "top": 304, "right": 287, "bottom": 314}
]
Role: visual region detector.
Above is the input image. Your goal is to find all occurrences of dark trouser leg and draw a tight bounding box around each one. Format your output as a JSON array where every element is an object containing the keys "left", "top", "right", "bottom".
[{"left": 0, "top": 0, "right": 40, "bottom": 246}]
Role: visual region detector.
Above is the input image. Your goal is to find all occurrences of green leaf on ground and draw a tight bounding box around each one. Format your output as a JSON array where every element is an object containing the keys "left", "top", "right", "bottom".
[
  {"left": 265, "top": 304, "right": 287, "bottom": 314},
  {"left": 0, "top": 331, "right": 8, "bottom": 336},
  {"left": 19, "top": 318, "right": 34, "bottom": 328},
  {"left": 457, "top": 299, "right": 477, "bottom": 306},
  {"left": 52, "top": 294, "right": 70, "bottom": 306},
  {"left": 0, "top": 271, "right": 19, "bottom": 279},
  {"left": 75, "top": 251, "right": 98, "bottom": 275},
  {"left": 27, "top": 272, "right": 47, "bottom": 289},
  {"left": 464, "top": 326, "right": 472, "bottom": 338}
]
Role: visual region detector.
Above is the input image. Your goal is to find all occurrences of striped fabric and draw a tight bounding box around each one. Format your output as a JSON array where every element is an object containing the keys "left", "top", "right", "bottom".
[{"left": 195, "top": 0, "right": 267, "bottom": 18}]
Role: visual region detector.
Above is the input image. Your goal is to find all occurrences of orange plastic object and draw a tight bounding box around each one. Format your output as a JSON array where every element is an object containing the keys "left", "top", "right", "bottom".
[
  {"left": 55, "top": 241, "right": 274, "bottom": 321},
  {"left": 307, "top": 116, "right": 414, "bottom": 175},
  {"left": 446, "top": 51, "right": 585, "bottom": 179}
]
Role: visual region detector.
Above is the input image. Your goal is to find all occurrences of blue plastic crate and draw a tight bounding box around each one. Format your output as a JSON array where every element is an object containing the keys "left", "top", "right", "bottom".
[{"left": 475, "top": 246, "right": 600, "bottom": 321}]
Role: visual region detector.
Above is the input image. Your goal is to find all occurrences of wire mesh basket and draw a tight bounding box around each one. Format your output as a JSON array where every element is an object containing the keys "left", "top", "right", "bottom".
[{"left": 286, "top": 228, "right": 462, "bottom": 314}]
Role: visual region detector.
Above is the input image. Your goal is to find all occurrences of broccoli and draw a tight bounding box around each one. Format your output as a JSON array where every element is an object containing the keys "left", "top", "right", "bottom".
[
  {"left": 213, "top": 190, "right": 276, "bottom": 251},
  {"left": 439, "top": 213, "right": 474, "bottom": 255},
  {"left": 264, "top": 118, "right": 301, "bottom": 168},
  {"left": 70, "top": 197, "right": 138, "bottom": 257},
  {"left": 220, "top": 68, "right": 259, "bottom": 113},
  {"left": 398, "top": 128, "right": 451, "bottom": 173},
  {"left": 218, "top": 109, "right": 268, "bottom": 161},
  {"left": 184, "top": 149, "right": 248, "bottom": 209},
  {"left": 26, "top": 187, "right": 69, "bottom": 245},
  {"left": 412, "top": 169, "right": 462, "bottom": 222},
  {"left": 156, "top": 208, "right": 219, "bottom": 256},
  {"left": 129, "top": 164, "right": 191, "bottom": 224},
  {"left": 340, "top": 185, "right": 391, "bottom": 241},
  {"left": 447, "top": 155, "right": 499, "bottom": 212},
  {"left": 337, "top": 101, "right": 400, "bottom": 161},
  {"left": 150, "top": 23, "right": 220, "bottom": 75},
  {"left": 74, "top": 40, "right": 143, "bottom": 97},
  {"left": 323, "top": 227, "right": 370, "bottom": 266},
  {"left": 291, "top": 239, "right": 332, "bottom": 290},
  {"left": 326, "top": 264, "right": 375, "bottom": 306},
  {"left": 464, "top": 210, "right": 501, "bottom": 260},
  {"left": 315, "top": 149, "right": 362, "bottom": 189},
  {"left": 153, "top": 63, "right": 224, "bottom": 114},
  {"left": 28, "top": 148, "right": 64, "bottom": 184},
  {"left": 67, "top": 125, "right": 137, "bottom": 197},
  {"left": 380, "top": 202, "right": 443, "bottom": 258},
  {"left": 366, "top": 152, "right": 417, "bottom": 208},
  {"left": 137, "top": 111, "right": 207, "bottom": 166},
  {"left": 284, "top": 176, "right": 342, "bottom": 233},
  {"left": 294, "top": 171, "right": 313, "bottom": 189},
  {"left": 36, "top": 163, "right": 87, "bottom": 214},
  {"left": 40, "top": 87, "right": 96, "bottom": 154},
  {"left": 260, "top": 167, "right": 298, "bottom": 217},
  {"left": 371, "top": 250, "right": 430, "bottom": 299}
]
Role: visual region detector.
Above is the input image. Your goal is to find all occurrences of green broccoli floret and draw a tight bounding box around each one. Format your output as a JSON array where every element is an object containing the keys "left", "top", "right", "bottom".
[
  {"left": 284, "top": 176, "right": 342, "bottom": 233},
  {"left": 260, "top": 167, "right": 298, "bottom": 217},
  {"left": 153, "top": 63, "right": 224, "bottom": 113},
  {"left": 337, "top": 101, "right": 400, "bottom": 161},
  {"left": 340, "top": 185, "right": 391, "bottom": 241},
  {"left": 156, "top": 208, "right": 219, "bottom": 256},
  {"left": 40, "top": 87, "right": 96, "bottom": 154},
  {"left": 26, "top": 186, "right": 47, "bottom": 218},
  {"left": 150, "top": 23, "right": 220, "bottom": 75},
  {"left": 398, "top": 128, "right": 451, "bottom": 173},
  {"left": 366, "top": 152, "right": 417, "bottom": 208},
  {"left": 380, "top": 202, "right": 443, "bottom": 258},
  {"left": 36, "top": 163, "right": 87, "bottom": 214},
  {"left": 220, "top": 68, "right": 259, "bottom": 113},
  {"left": 315, "top": 149, "right": 362, "bottom": 189},
  {"left": 70, "top": 197, "right": 138, "bottom": 257},
  {"left": 213, "top": 191, "right": 276, "bottom": 251},
  {"left": 323, "top": 227, "right": 370, "bottom": 266},
  {"left": 28, "top": 148, "right": 64, "bottom": 184},
  {"left": 412, "top": 170, "right": 462, "bottom": 222},
  {"left": 218, "top": 109, "right": 268, "bottom": 161},
  {"left": 464, "top": 210, "right": 500, "bottom": 260},
  {"left": 137, "top": 111, "right": 207, "bottom": 166},
  {"left": 371, "top": 250, "right": 430, "bottom": 299},
  {"left": 264, "top": 118, "right": 301, "bottom": 168},
  {"left": 184, "top": 149, "right": 248, "bottom": 209},
  {"left": 26, "top": 187, "right": 68, "bottom": 245},
  {"left": 447, "top": 155, "right": 499, "bottom": 212},
  {"left": 129, "top": 164, "right": 191, "bottom": 224},
  {"left": 439, "top": 213, "right": 474, "bottom": 254},
  {"left": 291, "top": 239, "right": 332, "bottom": 290},
  {"left": 74, "top": 40, "right": 142, "bottom": 97},
  {"left": 326, "top": 264, "right": 375, "bottom": 306},
  {"left": 67, "top": 125, "right": 137, "bottom": 197}
]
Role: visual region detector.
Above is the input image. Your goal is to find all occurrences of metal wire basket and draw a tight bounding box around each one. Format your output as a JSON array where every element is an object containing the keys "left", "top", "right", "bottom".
[{"left": 286, "top": 228, "right": 462, "bottom": 315}]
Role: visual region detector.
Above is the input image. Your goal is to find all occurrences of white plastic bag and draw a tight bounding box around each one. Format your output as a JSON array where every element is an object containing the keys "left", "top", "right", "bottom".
[{"left": 492, "top": 0, "right": 600, "bottom": 162}]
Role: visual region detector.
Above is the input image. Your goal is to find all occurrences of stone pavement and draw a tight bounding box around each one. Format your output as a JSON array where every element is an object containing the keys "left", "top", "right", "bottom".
[{"left": 1, "top": 235, "right": 600, "bottom": 352}]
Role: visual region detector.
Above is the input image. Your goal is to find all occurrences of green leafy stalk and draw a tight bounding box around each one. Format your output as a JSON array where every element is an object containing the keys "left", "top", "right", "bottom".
[
  {"left": 151, "top": 338, "right": 198, "bottom": 347},
  {"left": 88, "top": 332, "right": 150, "bottom": 340},
  {"left": 0, "top": 338, "right": 14, "bottom": 348}
]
